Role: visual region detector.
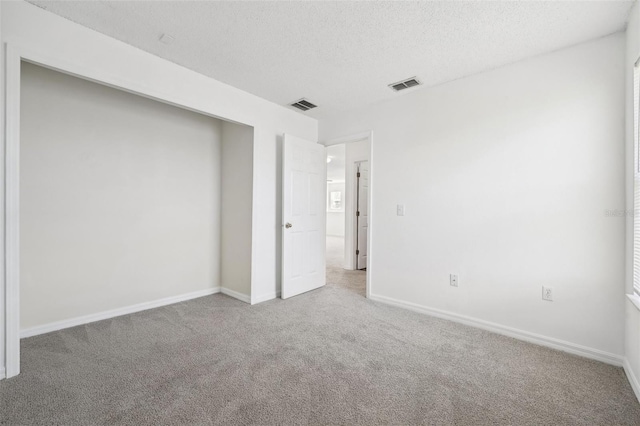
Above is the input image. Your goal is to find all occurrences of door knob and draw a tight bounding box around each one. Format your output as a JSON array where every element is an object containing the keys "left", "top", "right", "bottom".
[{"left": 285, "top": 223, "right": 293, "bottom": 229}]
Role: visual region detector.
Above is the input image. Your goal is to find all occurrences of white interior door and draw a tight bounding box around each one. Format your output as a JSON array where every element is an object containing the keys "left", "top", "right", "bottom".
[
  {"left": 356, "top": 161, "right": 369, "bottom": 270},
  {"left": 282, "top": 134, "right": 326, "bottom": 299}
]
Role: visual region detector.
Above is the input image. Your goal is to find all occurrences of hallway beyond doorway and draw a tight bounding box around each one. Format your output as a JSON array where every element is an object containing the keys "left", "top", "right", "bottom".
[{"left": 326, "top": 236, "right": 365, "bottom": 297}]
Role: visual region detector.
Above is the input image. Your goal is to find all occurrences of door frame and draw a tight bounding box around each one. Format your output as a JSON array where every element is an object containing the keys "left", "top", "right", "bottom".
[
  {"left": 322, "top": 131, "right": 373, "bottom": 299},
  {"left": 1, "top": 40, "right": 255, "bottom": 379}
]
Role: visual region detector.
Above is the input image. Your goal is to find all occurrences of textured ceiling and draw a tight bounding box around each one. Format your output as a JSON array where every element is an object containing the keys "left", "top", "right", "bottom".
[{"left": 28, "top": 0, "right": 635, "bottom": 119}]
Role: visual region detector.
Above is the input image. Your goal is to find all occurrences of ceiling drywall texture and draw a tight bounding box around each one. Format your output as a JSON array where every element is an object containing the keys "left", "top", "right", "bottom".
[{"left": 28, "top": 0, "right": 635, "bottom": 120}]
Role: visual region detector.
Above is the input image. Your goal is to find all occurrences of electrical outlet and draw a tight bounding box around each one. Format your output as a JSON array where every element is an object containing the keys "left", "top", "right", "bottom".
[
  {"left": 450, "top": 274, "right": 458, "bottom": 287},
  {"left": 542, "top": 286, "right": 553, "bottom": 301}
]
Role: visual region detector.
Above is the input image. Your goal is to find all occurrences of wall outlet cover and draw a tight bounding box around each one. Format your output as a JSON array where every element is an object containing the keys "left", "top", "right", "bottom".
[{"left": 450, "top": 274, "right": 458, "bottom": 287}]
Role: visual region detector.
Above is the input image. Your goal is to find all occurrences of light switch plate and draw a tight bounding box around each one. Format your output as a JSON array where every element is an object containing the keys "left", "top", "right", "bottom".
[{"left": 397, "top": 204, "right": 405, "bottom": 216}]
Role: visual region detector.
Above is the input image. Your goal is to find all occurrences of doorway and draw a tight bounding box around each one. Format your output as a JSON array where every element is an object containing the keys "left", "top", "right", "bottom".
[{"left": 324, "top": 135, "right": 371, "bottom": 297}]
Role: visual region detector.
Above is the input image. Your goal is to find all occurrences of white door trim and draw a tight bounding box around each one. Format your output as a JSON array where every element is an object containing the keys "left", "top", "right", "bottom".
[
  {"left": 322, "top": 131, "right": 373, "bottom": 299},
  {"left": 1, "top": 40, "right": 254, "bottom": 379}
]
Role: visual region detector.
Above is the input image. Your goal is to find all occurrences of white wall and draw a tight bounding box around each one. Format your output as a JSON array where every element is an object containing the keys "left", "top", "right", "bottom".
[
  {"left": 0, "top": 0, "right": 5, "bottom": 377},
  {"left": 326, "top": 144, "right": 346, "bottom": 238},
  {"left": 321, "top": 33, "right": 626, "bottom": 361},
  {"left": 1, "top": 1, "right": 317, "bottom": 376},
  {"left": 221, "top": 122, "right": 253, "bottom": 301},
  {"left": 327, "top": 182, "right": 345, "bottom": 237},
  {"left": 1, "top": 1, "right": 317, "bottom": 303},
  {"left": 19, "top": 62, "right": 223, "bottom": 329},
  {"left": 625, "top": 0, "right": 640, "bottom": 400},
  {"left": 326, "top": 212, "right": 345, "bottom": 237}
]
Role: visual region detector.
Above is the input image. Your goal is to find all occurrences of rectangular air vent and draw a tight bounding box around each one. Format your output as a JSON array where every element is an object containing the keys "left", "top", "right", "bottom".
[
  {"left": 290, "top": 98, "right": 317, "bottom": 111},
  {"left": 388, "top": 77, "right": 421, "bottom": 92}
]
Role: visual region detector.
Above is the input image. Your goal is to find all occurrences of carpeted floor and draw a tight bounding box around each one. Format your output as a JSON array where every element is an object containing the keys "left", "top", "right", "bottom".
[
  {"left": 325, "top": 235, "right": 366, "bottom": 297},
  {"left": 1, "top": 236, "right": 639, "bottom": 425}
]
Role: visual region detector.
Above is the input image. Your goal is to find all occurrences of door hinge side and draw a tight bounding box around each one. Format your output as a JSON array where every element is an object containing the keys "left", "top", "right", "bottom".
[
  {"left": 357, "top": 172, "right": 361, "bottom": 178},
  {"left": 356, "top": 249, "right": 360, "bottom": 255},
  {"left": 356, "top": 211, "right": 360, "bottom": 216}
]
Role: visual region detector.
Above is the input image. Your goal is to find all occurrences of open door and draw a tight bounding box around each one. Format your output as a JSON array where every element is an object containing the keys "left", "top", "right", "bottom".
[
  {"left": 282, "top": 134, "right": 326, "bottom": 299},
  {"left": 356, "top": 161, "right": 369, "bottom": 270}
]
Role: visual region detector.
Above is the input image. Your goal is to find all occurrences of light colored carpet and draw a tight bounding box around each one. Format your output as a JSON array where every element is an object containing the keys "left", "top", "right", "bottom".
[
  {"left": 1, "top": 236, "right": 639, "bottom": 425},
  {"left": 325, "top": 235, "right": 366, "bottom": 296}
]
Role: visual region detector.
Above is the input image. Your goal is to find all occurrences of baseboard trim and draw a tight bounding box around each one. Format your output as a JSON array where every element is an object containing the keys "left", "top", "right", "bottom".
[
  {"left": 220, "top": 287, "right": 251, "bottom": 304},
  {"left": 252, "top": 291, "right": 281, "bottom": 305},
  {"left": 624, "top": 358, "right": 640, "bottom": 403},
  {"left": 369, "top": 293, "right": 623, "bottom": 366},
  {"left": 20, "top": 287, "right": 221, "bottom": 339}
]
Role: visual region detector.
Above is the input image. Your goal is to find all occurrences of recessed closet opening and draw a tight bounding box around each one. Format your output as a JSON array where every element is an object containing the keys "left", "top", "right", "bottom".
[{"left": 19, "top": 61, "right": 254, "bottom": 337}]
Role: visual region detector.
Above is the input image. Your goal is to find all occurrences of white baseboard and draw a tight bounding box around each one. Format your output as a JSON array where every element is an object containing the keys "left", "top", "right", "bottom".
[
  {"left": 0, "top": 367, "right": 5, "bottom": 380},
  {"left": 20, "top": 287, "right": 221, "bottom": 339},
  {"left": 624, "top": 358, "right": 640, "bottom": 403},
  {"left": 220, "top": 287, "right": 251, "bottom": 304},
  {"left": 369, "top": 293, "right": 623, "bottom": 366},
  {"left": 252, "top": 291, "right": 281, "bottom": 305}
]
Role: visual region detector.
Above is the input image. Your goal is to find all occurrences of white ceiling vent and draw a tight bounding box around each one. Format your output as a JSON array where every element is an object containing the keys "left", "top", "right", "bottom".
[
  {"left": 388, "top": 77, "right": 421, "bottom": 92},
  {"left": 290, "top": 99, "right": 317, "bottom": 111}
]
